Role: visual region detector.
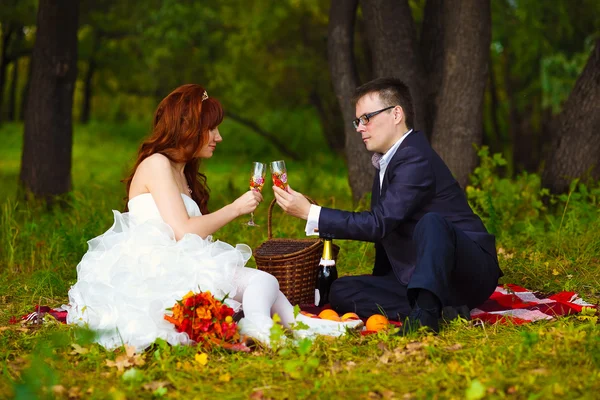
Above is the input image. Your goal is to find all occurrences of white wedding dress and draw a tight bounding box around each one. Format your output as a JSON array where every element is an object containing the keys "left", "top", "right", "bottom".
[
  {"left": 67, "top": 193, "right": 363, "bottom": 352},
  {"left": 66, "top": 193, "right": 250, "bottom": 351}
]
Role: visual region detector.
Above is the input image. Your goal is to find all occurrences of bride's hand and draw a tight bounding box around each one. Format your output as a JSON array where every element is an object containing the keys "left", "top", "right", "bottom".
[{"left": 232, "top": 190, "right": 263, "bottom": 216}]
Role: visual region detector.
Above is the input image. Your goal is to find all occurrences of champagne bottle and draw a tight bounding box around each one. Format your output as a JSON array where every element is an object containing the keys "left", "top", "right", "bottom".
[{"left": 315, "top": 238, "right": 338, "bottom": 307}]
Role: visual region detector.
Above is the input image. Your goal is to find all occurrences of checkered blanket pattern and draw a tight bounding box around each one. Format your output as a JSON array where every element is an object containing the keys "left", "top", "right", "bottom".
[{"left": 470, "top": 284, "right": 596, "bottom": 325}]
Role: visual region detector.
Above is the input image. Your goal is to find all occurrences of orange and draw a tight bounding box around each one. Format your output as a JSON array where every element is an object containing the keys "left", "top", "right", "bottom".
[
  {"left": 365, "top": 314, "right": 389, "bottom": 332},
  {"left": 300, "top": 311, "right": 319, "bottom": 318},
  {"left": 318, "top": 309, "right": 341, "bottom": 321},
  {"left": 341, "top": 312, "right": 361, "bottom": 321}
]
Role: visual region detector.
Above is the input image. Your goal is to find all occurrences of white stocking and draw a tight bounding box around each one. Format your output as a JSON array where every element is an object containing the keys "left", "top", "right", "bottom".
[
  {"left": 232, "top": 267, "right": 363, "bottom": 343},
  {"left": 232, "top": 267, "right": 295, "bottom": 327}
]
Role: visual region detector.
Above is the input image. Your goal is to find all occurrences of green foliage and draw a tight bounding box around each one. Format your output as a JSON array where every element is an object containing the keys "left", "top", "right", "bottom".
[
  {"left": 541, "top": 36, "right": 599, "bottom": 114},
  {"left": 467, "top": 146, "right": 549, "bottom": 240}
]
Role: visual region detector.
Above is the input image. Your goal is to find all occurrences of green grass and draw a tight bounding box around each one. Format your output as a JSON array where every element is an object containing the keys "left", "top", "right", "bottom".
[{"left": 1, "top": 122, "right": 599, "bottom": 399}]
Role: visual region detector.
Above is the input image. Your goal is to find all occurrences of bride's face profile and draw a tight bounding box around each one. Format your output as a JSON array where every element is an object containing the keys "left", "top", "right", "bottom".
[{"left": 195, "top": 127, "right": 222, "bottom": 159}]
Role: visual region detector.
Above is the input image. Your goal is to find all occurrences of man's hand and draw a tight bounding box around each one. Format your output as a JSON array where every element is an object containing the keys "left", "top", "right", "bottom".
[{"left": 273, "top": 185, "right": 311, "bottom": 220}]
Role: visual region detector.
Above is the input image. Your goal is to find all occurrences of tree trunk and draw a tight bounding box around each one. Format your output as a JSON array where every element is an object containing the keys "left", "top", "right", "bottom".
[
  {"left": 8, "top": 58, "right": 19, "bottom": 121},
  {"left": 431, "top": 0, "right": 491, "bottom": 189},
  {"left": 19, "top": 0, "right": 79, "bottom": 201},
  {"left": 419, "top": 0, "right": 445, "bottom": 137},
  {"left": 80, "top": 56, "right": 96, "bottom": 123},
  {"left": 309, "top": 90, "right": 346, "bottom": 156},
  {"left": 20, "top": 57, "right": 31, "bottom": 121},
  {"left": 542, "top": 39, "right": 600, "bottom": 193},
  {"left": 361, "top": 0, "right": 427, "bottom": 131},
  {"left": 487, "top": 53, "right": 501, "bottom": 152},
  {"left": 329, "top": 0, "right": 373, "bottom": 203},
  {"left": 0, "top": 25, "right": 15, "bottom": 123},
  {"left": 7, "top": 25, "right": 24, "bottom": 121},
  {"left": 80, "top": 32, "right": 101, "bottom": 124}
]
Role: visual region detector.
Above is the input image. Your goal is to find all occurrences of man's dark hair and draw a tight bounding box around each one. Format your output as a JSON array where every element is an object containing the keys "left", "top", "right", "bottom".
[{"left": 352, "top": 77, "right": 415, "bottom": 129}]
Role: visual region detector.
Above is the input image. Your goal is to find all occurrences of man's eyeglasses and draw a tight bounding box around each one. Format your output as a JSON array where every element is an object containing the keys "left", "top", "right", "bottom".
[{"left": 352, "top": 106, "right": 396, "bottom": 129}]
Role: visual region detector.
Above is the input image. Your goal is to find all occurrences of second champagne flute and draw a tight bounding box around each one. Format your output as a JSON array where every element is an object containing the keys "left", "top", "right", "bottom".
[
  {"left": 270, "top": 160, "right": 288, "bottom": 192},
  {"left": 246, "top": 162, "right": 266, "bottom": 227}
]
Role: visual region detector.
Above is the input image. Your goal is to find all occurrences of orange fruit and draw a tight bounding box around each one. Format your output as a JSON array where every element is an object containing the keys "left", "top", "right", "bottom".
[
  {"left": 300, "top": 311, "right": 319, "bottom": 318},
  {"left": 318, "top": 309, "right": 341, "bottom": 321},
  {"left": 365, "top": 314, "right": 389, "bottom": 332},
  {"left": 341, "top": 312, "right": 361, "bottom": 321}
]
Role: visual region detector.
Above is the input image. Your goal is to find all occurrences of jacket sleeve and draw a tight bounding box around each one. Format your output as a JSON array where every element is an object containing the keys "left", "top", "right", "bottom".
[{"left": 319, "top": 146, "right": 435, "bottom": 242}]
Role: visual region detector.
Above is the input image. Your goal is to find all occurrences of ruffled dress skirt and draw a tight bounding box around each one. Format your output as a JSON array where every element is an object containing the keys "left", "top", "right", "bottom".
[{"left": 66, "top": 195, "right": 250, "bottom": 352}]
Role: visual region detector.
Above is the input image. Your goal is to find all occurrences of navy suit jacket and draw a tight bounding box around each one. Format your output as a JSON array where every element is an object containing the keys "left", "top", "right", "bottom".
[{"left": 319, "top": 130, "right": 500, "bottom": 285}]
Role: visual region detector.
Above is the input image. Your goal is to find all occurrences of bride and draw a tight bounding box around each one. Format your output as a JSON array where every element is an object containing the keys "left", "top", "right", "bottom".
[{"left": 66, "top": 84, "right": 362, "bottom": 352}]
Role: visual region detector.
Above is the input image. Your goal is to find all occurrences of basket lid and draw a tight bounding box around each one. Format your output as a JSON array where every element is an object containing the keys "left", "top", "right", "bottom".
[{"left": 253, "top": 238, "right": 321, "bottom": 260}]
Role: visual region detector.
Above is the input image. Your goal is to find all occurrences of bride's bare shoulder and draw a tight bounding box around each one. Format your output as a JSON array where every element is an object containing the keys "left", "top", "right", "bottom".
[
  {"left": 137, "top": 154, "right": 172, "bottom": 174},
  {"left": 141, "top": 153, "right": 171, "bottom": 168}
]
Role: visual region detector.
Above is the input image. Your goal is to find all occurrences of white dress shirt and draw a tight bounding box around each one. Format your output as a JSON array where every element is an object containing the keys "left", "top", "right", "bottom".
[{"left": 305, "top": 129, "right": 413, "bottom": 236}]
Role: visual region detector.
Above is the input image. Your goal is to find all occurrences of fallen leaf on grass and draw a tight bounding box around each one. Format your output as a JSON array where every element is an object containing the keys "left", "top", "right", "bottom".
[
  {"left": 445, "top": 343, "right": 463, "bottom": 351},
  {"left": 51, "top": 385, "right": 66, "bottom": 395},
  {"left": 219, "top": 373, "right": 231, "bottom": 382},
  {"left": 531, "top": 368, "right": 548, "bottom": 375},
  {"left": 345, "top": 361, "right": 357, "bottom": 371},
  {"left": 142, "top": 381, "right": 171, "bottom": 391},
  {"left": 368, "top": 390, "right": 395, "bottom": 399},
  {"left": 194, "top": 352, "right": 208, "bottom": 366},
  {"left": 250, "top": 390, "right": 267, "bottom": 399},
  {"left": 378, "top": 351, "right": 392, "bottom": 364},
  {"left": 377, "top": 342, "right": 389, "bottom": 352},
  {"left": 68, "top": 386, "right": 82, "bottom": 399},
  {"left": 70, "top": 344, "right": 89, "bottom": 355},
  {"left": 405, "top": 342, "right": 425, "bottom": 351},
  {"left": 105, "top": 345, "right": 145, "bottom": 372}
]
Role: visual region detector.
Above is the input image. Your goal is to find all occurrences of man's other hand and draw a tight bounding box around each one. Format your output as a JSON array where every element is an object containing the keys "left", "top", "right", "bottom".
[{"left": 273, "top": 185, "right": 311, "bottom": 220}]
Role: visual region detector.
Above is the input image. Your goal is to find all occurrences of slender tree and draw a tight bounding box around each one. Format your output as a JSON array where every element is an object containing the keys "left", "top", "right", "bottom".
[
  {"left": 328, "top": 0, "right": 373, "bottom": 203},
  {"left": 431, "top": 0, "right": 492, "bottom": 188},
  {"left": 542, "top": 39, "right": 600, "bottom": 193},
  {"left": 0, "top": 24, "right": 15, "bottom": 122},
  {"left": 19, "top": 0, "right": 79, "bottom": 201},
  {"left": 361, "top": 0, "right": 427, "bottom": 131}
]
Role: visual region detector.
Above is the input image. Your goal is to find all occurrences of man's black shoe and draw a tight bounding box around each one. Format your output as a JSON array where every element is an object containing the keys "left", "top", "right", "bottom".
[
  {"left": 396, "top": 304, "right": 440, "bottom": 336},
  {"left": 441, "top": 305, "right": 472, "bottom": 324}
]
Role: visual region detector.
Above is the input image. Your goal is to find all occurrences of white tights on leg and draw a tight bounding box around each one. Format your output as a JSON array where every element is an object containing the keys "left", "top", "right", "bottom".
[{"left": 232, "top": 267, "right": 363, "bottom": 344}]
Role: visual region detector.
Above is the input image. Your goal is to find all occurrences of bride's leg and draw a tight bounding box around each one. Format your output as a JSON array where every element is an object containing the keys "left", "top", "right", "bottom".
[
  {"left": 232, "top": 268, "right": 295, "bottom": 338},
  {"left": 233, "top": 267, "right": 362, "bottom": 339}
]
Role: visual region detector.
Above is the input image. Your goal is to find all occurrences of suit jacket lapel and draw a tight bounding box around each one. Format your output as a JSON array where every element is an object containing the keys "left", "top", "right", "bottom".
[{"left": 370, "top": 172, "right": 380, "bottom": 208}]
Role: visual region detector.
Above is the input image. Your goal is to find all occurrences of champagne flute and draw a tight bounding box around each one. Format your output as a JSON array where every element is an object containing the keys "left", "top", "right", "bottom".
[
  {"left": 246, "top": 162, "right": 266, "bottom": 227},
  {"left": 270, "top": 160, "right": 289, "bottom": 192}
]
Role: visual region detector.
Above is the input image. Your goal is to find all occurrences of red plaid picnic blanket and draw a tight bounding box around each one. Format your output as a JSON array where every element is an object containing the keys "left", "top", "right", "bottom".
[
  {"left": 470, "top": 284, "right": 596, "bottom": 325},
  {"left": 14, "top": 284, "right": 596, "bottom": 327}
]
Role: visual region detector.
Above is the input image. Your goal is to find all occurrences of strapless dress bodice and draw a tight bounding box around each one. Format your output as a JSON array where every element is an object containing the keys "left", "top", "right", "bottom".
[{"left": 127, "top": 193, "right": 201, "bottom": 222}]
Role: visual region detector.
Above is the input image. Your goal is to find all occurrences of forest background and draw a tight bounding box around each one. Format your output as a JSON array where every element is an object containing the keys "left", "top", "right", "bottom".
[{"left": 1, "top": 0, "right": 600, "bottom": 398}]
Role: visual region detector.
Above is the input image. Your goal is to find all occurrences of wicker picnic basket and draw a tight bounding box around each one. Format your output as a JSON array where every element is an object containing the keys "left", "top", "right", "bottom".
[{"left": 253, "top": 197, "right": 339, "bottom": 305}]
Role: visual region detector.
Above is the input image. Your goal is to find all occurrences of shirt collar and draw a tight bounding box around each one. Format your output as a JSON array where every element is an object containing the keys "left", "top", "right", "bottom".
[{"left": 377, "top": 129, "right": 413, "bottom": 170}]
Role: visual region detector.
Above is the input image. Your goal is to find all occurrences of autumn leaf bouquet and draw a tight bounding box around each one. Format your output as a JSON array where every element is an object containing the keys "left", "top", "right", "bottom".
[{"left": 164, "top": 290, "right": 240, "bottom": 347}]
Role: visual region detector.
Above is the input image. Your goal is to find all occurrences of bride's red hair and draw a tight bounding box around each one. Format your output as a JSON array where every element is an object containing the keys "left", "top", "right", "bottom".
[{"left": 122, "top": 84, "right": 223, "bottom": 213}]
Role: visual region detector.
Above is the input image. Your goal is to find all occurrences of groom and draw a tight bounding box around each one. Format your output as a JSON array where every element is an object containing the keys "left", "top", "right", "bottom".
[{"left": 273, "top": 77, "right": 502, "bottom": 334}]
